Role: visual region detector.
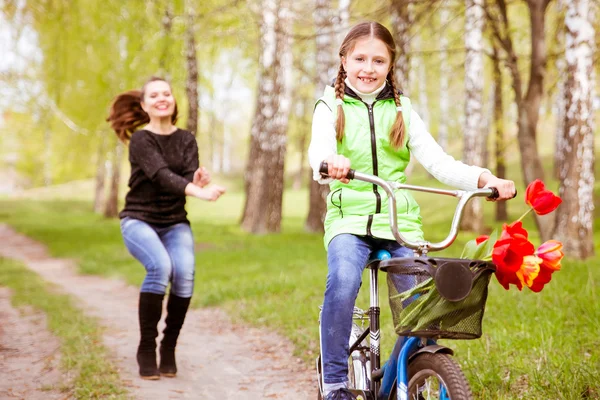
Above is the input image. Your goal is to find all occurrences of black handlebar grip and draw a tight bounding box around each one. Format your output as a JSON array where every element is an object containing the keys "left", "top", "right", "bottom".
[
  {"left": 488, "top": 188, "right": 518, "bottom": 200},
  {"left": 318, "top": 161, "right": 329, "bottom": 175},
  {"left": 488, "top": 187, "right": 499, "bottom": 200},
  {"left": 319, "top": 161, "right": 355, "bottom": 180}
]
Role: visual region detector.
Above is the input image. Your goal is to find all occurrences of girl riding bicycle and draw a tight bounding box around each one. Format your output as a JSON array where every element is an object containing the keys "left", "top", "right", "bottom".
[{"left": 308, "top": 21, "right": 515, "bottom": 400}]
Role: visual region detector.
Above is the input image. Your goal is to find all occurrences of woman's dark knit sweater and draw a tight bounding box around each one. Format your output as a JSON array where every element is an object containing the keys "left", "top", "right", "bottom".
[{"left": 119, "top": 128, "right": 199, "bottom": 225}]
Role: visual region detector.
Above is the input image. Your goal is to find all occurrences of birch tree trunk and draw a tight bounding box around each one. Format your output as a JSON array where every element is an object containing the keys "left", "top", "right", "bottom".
[
  {"left": 491, "top": 45, "right": 507, "bottom": 221},
  {"left": 241, "top": 0, "right": 293, "bottom": 233},
  {"left": 336, "top": 0, "right": 350, "bottom": 45},
  {"left": 185, "top": 0, "right": 199, "bottom": 136},
  {"left": 460, "top": 0, "right": 485, "bottom": 232},
  {"left": 413, "top": 35, "right": 429, "bottom": 127},
  {"left": 210, "top": 110, "right": 221, "bottom": 172},
  {"left": 554, "top": 0, "right": 595, "bottom": 259},
  {"left": 553, "top": 0, "right": 567, "bottom": 180},
  {"left": 43, "top": 125, "right": 52, "bottom": 186},
  {"left": 390, "top": 0, "right": 411, "bottom": 90},
  {"left": 158, "top": 4, "right": 173, "bottom": 78},
  {"left": 438, "top": 5, "right": 450, "bottom": 151},
  {"left": 104, "top": 140, "right": 123, "bottom": 218},
  {"left": 222, "top": 124, "right": 231, "bottom": 173},
  {"left": 93, "top": 133, "right": 107, "bottom": 214},
  {"left": 305, "top": 0, "right": 335, "bottom": 233}
]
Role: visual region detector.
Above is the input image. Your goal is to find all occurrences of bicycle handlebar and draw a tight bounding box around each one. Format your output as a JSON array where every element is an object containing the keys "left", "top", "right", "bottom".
[{"left": 319, "top": 161, "right": 504, "bottom": 253}]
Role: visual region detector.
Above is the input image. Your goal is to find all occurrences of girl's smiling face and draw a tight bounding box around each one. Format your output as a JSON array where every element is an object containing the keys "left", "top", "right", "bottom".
[{"left": 342, "top": 37, "right": 392, "bottom": 94}]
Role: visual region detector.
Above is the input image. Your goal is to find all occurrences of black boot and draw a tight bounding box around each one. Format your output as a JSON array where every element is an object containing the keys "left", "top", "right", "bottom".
[
  {"left": 137, "top": 292, "right": 164, "bottom": 380},
  {"left": 159, "top": 293, "right": 191, "bottom": 377}
]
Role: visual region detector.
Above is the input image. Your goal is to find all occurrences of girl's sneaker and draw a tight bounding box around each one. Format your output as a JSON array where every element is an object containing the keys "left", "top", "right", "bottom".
[{"left": 325, "top": 388, "right": 357, "bottom": 400}]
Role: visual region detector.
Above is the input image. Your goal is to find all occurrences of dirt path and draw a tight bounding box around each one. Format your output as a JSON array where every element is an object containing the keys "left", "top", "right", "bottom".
[
  {"left": 0, "top": 288, "right": 68, "bottom": 399},
  {"left": 0, "top": 224, "right": 314, "bottom": 399}
]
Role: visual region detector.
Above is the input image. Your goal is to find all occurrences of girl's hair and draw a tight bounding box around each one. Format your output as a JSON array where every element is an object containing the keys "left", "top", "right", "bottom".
[
  {"left": 106, "top": 76, "right": 178, "bottom": 142},
  {"left": 334, "top": 22, "right": 406, "bottom": 149}
]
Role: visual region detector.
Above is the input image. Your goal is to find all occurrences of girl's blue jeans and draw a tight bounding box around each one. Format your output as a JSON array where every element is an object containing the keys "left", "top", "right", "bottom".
[
  {"left": 120, "top": 217, "right": 195, "bottom": 297},
  {"left": 321, "top": 233, "right": 414, "bottom": 384}
]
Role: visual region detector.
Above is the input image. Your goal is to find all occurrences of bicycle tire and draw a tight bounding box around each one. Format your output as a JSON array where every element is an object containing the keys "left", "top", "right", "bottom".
[{"left": 389, "top": 353, "right": 473, "bottom": 400}]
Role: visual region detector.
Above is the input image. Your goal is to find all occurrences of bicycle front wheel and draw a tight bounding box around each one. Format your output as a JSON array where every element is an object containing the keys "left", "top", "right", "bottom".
[{"left": 404, "top": 352, "right": 473, "bottom": 400}]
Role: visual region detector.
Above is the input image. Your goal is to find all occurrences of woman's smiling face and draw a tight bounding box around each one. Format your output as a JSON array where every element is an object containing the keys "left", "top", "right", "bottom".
[
  {"left": 141, "top": 80, "right": 176, "bottom": 120},
  {"left": 342, "top": 37, "right": 392, "bottom": 94}
]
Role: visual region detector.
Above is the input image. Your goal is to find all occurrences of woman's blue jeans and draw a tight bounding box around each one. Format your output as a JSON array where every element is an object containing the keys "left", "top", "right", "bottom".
[
  {"left": 120, "top": 217, "right": 195, "bottom": 297},
  {"left": 321, "top": 233, "right": 414, "bottom": 384}
]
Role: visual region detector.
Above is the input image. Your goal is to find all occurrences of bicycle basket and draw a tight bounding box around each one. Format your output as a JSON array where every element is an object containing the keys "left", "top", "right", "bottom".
[{"left": 380, "top": 257, "right": 496, "bottom": 340}]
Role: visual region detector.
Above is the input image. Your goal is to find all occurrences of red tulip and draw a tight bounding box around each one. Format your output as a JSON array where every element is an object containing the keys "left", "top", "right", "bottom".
[
  {"left": 516, "top": 255, "right": 542, "bottom": 288},
  {"left": 527, "top": 240, "right": 564, "bottom": 292},
  {"left": 492, "top": 221, "right": 535, "bottom": 274},
  {"left": 475, "top": 235, "right": 489, "bottom": 245},
  {"left": 525, "top": 180, "right": 562, "bottom": 215},
  {"left": 535, "top": 240, "right": 564, "bottom": 271},
  {"left": 495, "top": 269, "right": 523, "bottom": 291},
  {"left": 529, "top": 268, "right": 554, "bottom": 293}
]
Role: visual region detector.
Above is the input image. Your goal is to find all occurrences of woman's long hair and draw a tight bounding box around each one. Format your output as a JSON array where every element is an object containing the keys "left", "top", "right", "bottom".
[
  {"left": 334, "top": 22, "right": 406, "bottom": 149},
  {"left": 106, "top": 76, "right": 178, "bottom": 142}
]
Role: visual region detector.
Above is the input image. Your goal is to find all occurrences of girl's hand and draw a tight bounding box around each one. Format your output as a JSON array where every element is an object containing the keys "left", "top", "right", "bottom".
[
  {"left": 193, "top": 167, "right": 211, "bottom": 188},
  {"left": 479, "top": 173, "right": 516, "bottom": 201},
  {"left": 325, "top": 154, "right": 351, "bottom": 184},
  {"left": 197, "top": 185, "right": 226, "bottom": 201}
]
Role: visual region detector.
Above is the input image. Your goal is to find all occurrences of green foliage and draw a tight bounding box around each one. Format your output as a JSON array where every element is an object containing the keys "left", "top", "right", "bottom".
[{"left": 3, "top": 0, "right": 597, "bottom": 189}]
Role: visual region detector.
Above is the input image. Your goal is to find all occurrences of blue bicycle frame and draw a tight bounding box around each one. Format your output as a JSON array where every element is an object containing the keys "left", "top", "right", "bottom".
[{"left": 364, "top": 249, "right": 450, "bottom": 400}]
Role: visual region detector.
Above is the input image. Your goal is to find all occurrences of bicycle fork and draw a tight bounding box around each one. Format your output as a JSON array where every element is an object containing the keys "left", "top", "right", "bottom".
[{"left": 367, "top": 264, "right": 381, "bottom": 395}]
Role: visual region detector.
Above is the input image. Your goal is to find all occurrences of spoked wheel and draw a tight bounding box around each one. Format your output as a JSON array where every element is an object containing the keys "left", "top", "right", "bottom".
[
  {"left": 389, "top": 353, "right": 473, "bottom": 400},
  {"left": 408, "top": 353, "right": 472, "bottom": 400}
]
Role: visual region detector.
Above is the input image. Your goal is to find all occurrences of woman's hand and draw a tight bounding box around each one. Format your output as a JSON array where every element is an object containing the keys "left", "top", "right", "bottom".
[
  {"left": 196, "top": 185, "right": 226, "bottom": 201},
  {"left": 325, "top": 154, "right": 351, "bottom": 184},
  {"left": 479, "top": 172, "right": 516, "bottom": 200},
  {"left": 193, "top": 167, "right": 211, "bottom": 188},
  {"left": 185, "top": 182, "right": 226, "bottom": 201}
]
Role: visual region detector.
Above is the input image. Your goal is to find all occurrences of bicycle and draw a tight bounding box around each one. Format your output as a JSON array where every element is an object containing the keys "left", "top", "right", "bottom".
[{"left": 316, "top": 162, "right": 504, "bottom": 400}]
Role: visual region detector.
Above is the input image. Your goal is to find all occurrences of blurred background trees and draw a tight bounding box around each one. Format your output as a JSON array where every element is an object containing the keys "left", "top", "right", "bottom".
[{"left": 0, "top": 0, "right": 597, "bottom": 257}]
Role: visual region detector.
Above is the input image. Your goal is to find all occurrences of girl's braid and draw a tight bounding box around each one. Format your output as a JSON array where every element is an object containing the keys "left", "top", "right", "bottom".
[
  {"left": 388, "top": 67, "right": 406, "bottom": 149},
  {"left": 334, "top": 63, "right": 347, "bottom": 142}
]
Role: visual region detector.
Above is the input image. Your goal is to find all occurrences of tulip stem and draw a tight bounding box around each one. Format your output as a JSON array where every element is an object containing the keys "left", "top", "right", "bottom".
[{"left": 516, "top": 208, "right": 533, "bottom": 222}]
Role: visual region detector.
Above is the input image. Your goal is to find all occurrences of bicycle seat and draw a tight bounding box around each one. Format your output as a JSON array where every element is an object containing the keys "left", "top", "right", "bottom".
[{"left": 365, "top": 249, "right": 391, "bottom": 270}]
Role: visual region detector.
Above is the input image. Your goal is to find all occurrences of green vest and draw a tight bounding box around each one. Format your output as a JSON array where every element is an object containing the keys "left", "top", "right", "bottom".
[{"left": 316, "top": 85, "right": 424, "bottom": 249}]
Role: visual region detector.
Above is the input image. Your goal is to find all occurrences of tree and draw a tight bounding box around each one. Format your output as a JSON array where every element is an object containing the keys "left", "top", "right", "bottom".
[
  {"left": 158, "top": 3, "right": 174, "bottom": 78},
  {"left": 554, "top": 0, "right": 596, "bottom": 259},
  {"left": 241, "top": 0, "right": 293, "bottom": 233},
  {"left": 390, "top": 0, "right": 412, "bottom": 90},
  {"left": 490, "top": 43, "right": 508, "bottom": 221},
  {"left": 184, "top": 0, "right": 199, "bottom": 136},
  {"left": 104, "top": 140, "right": 124, "bottom": 218},
  {"left": 484, "top": 0, "right": 556, "bottom": 240},
  {"left": 460, "top": 0, "right": 485, "bottom": 232},
  {"left": 93, "top": 133, "right": 107, "bottom": 213},
  {"left": 305, "top": 0, "right": 335, "bottom": 233},
  {"left": 437, "top": 4, "right": 450, "bottom": 151}
]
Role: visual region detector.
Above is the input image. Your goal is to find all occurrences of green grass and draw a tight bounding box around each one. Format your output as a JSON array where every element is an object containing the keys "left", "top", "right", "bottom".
[
  {"left": 1, "top": 168, "right": 599, "bottom": 399},
  {"left": 0, "top": 257, "right": 128, "bottom": 399}
]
